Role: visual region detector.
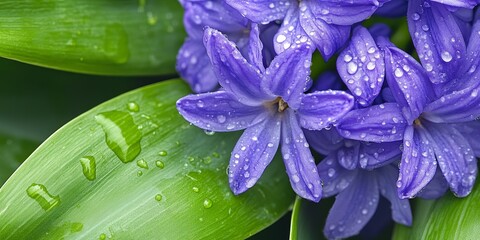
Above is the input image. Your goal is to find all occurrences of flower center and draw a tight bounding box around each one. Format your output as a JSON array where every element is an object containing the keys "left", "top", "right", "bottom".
[
  {"left": 413, "top": 118, "right": 422, "bottom": 126},
  {"left": 274, "top": 97, "right": 288, "bottom": 113}
]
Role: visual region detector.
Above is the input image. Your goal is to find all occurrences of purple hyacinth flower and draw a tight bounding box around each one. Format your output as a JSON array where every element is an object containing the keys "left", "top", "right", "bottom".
[
  {"left": 225, "top": 0, "right": 389, "bottom": 60},
  {"left": 176, "top": 27, "right": 354, "bottom": 201},
  {"left": 337, "top": 28, "right": 480, "bottom": 199},
  {"left": 318, "top": 159, "right": 411, "bottom": 239}
]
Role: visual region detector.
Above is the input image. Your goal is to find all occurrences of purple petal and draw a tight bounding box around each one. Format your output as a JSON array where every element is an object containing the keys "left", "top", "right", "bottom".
[
  {"left": 368, "top": 23, "right": 393, "bottom": 38},
  {"left": 417, "top": 167, "right": 449, "bottom": 199},
  {"left": 263, "top": 44, "right": 313, "bottom": 109},
  {"left": 337, "top": 26, "right": 385, "bottom": 106},
  {"left": 337, "top": 143, "right": 361, "bottom": 170},
  {"left": 318, "top": 154, "right": 358, "bottom": 197},
  {"left": 281, "top": 110, "right": 322, "bottom": 202},
  {"left": 360, "top": 141, "right": 402, "bottom": 169},
  {"left": 375, "top": 0, "right": 408, "bottom": 17},
  {"left": 425, "top": 123, "right": 477, "bottom": 197},
  {"left": 324, "top": 172, "right": 379, "bottom": 239},
  {"left": 176, "top": 91, "right": 266, "bottom": 132},
  {"left": 454, "top": 121, "right": 480, "bottom": 157},
  {"left": 397, "top": 125, "right": 437, "bottom": 198},
  {"left": 407, "top": 0, "right": 467, "bottom": 83},
  {"left": 228, "top": 116, "right": 281, "bottom": 194},
  {"left": 248, "top": 24, "right": 265, "bottom": 73},
  {"left": 423, "top": 83, "right": 480, "bottom": 123},
  {"left": 305, "top": 129, "right": 344, "bottom": 155},
  {"left": 274, "top": 4, "right": 312, "bottom": 55},
  {"left": 183, "top": 0, "right": 248, "bottom": 38},
  {"left": 383, "top": 46, "right": 435, "bottom": 122},
  {"left": 225, "top": 0, "right": 292, "bottom": 23},
  {"left": 176, "top": 39, "right": 218, "bottom": 93},
  {"left": 309, "top": 0, "right": 382, "bottom": 25},
  {"left": 298, "top": 90, "right": 354, "bottom": 130},
  {"left": 431, "top": 0, "right": 480, "bottom": 8},
  {"left": 337, "top": 103, "right": 408, "bottom": 143},
  {"left": 311, "top": 71, "right": 343, "bottom": 91},
  {"left": 299, "top": 1, "right": 351, "bottom": 60},
  {"left": 377, "top": 165, "right": 412, "bottom": 226},
  {"left": 204, "top": 28, "right": 275, "bottom": 105}
]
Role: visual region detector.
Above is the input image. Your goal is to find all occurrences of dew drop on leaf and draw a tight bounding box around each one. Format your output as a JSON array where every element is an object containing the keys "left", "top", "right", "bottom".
[
  {"left": 79, "top": 156, "right": 97, "bottom": 181},
  {"left": 26, "top": 183, "right": 61, "bottom": 211}
]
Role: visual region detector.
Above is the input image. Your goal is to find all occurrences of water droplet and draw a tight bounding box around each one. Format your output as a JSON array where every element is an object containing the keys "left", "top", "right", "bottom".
[
  {"left": 441, "top": 51, "right": 453, "bottom": 62},
  {"left": 99, "top": 233, "right": 107, "bottom": 240},
  {"left": 203, "top": 198, "right": 213, "bottom": 209},
  {"left": 95, "top": 111, "right": 142, "bottom": 163},
  {"left": 26, "top": 184, "right": 61, "bottom": 211},
  {"left": 158, "top": 150, "right": 168, "bottom": 156},
  {"left": 347, "top": 62, "right": 358, "bottom": 75},
  {"left": 192, "top": 186, "right": 199, "bottom": 193},
  {"left": 147, "top": 12, "right": 158, "bottom": 25},
  {"left": 155, "top": 194, "right": 163, "bottom": 201},
  {"left": 127, "top": 102, "right": 139, "bottom": 112},
  {"left": 137, "top": 170, "right": 143, "bottom": 176},
  {"left": 155, "top": 160, "right": 165, "bottom": 169},
  {"left": 137, "top": 159, "right": 149, "bottom": 169},
  {"left": 80, "top": 156, "right": 96, "bottom": 181}
]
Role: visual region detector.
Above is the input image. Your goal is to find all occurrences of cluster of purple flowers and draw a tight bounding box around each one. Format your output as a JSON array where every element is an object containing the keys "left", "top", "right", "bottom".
[{"left": 176, "top": 0, "right": 480, "bottom": 238}]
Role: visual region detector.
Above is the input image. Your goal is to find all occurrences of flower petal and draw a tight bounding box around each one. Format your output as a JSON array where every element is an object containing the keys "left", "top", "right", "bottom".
[
  {"left": 337, "top": 143, "right": 360, "bottom": 170},
  {"left": 273, "top": 4, "right": 312, "bottom": 55},
  {"left": 299, "top": 1, "right": 351, "bottom": 60},
  {"left": 324, "top": 172, "right": 379, "bottom": 239},
  {"left": 377, "top": 165, "right": 412, "bottom": 226},
  {"left": 176, "top": 39, "right": 218, "bottom": 93},
  {"left": 263, "top": 44, "right": 313, "bottom": 109},
  {"left": 431, "top": 0, "right": 480, "bottom": 8},
  {"left": 281, "top": 110, "right": 322, "bottom": 202},
  {"left": 305, "top": 129, "right": 344, "bottom": 155},
  {"left": 423, "top": 82, "right": 480, "bottom": 123},
  {"left": 228, "top": 116, "right": 281, "bottom": 194},
  {"left": 311, "top": 71, "right": 343, "bottom": 91},
  {"left": 248, "top": 23, "right": 265, "bottom": 73},
  {"left": 318, "top": 154, "right": 358, "bottom": 197},
  {"left": 225, "top": 0, "right": 292, "bottom": 23},
  {"left": 383, "top": 46, "right": 435, "bottom": 122},
  {"left": 204, "top": 28, "right": 274, "bottom": 105},
  {"left": 183, "top": 0, "right": 248, "bottom": 38},
  {"left": 309, "top": 0, "right": 382, "bottom": 25},
  {"left": 454, "top": 121, "right": 480, "bottom": 157},
  {"left": 397, "top": 125, "right": 437, "bottom": 198},
  {"left": 417, "top": 168, "right": 449, "bottom": 199},
  {"left": 176, "top": 91, "right": 266, "bottom": 132},
  {"left": 337, "top": 26, "right": 385, "bottom": 106},
  {"left": 337, "top": 103, "right": 408, "bottom": 143},
  {"left": 407, "top": 0, "right": 467, "bottom": 83},
  {"left": 360, "top": 141, "right": 402, "bottom": 169},
  {"left": 425, "top": 123, "right": 477, "bottom": 197},
  {"left": 375, "top": 0, "right": 408, "bottom": 17},
  {"left": 298, "top": 90, "right": 354, "bottom": 130}
]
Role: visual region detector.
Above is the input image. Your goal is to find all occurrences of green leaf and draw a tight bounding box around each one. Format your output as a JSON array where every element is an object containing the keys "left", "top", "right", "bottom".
[
  {"left": 0, "top": 1, "right": 185, "bottom": 76},
  {"left": 0, "top": 132, "right": 38, "bottom": 186},
  {"left": 0, "top": 79, "right": 295, "bottom": 239},
  {"left": 393, "top": 183, "right": 480, "bottom": 240},
  {"left": 290, "top": 197, "right": 324, "bottom": 240}
]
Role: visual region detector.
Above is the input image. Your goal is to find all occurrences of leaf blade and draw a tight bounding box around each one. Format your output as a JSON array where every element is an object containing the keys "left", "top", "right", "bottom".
[
  {"left": 0, "top": 79, "right": 294, "bottom": 239},
  {"left": 0, "top": 1, "right": 185, "bottom": 76}
]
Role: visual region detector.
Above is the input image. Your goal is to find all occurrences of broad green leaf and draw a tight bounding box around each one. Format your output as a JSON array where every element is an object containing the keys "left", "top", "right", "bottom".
[
  {"left": 0, "top": 132, "right": 38, "bottom": 186},
  {"left": 393, "top": 183, "right": 480, "bottom": 240},
  {"left": 0, "top": 79, "right": 295, "bottom": 239},
  {"left": 289, "top": 197, "right": 325, "bottom": 240},
  {"left": 0, "top": 1, "right": 185, "bottom": 76}
]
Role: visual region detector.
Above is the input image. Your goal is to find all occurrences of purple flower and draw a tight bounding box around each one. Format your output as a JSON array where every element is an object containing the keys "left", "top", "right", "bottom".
[
  {"left": 318, "top": 159, "right": 411, "bottom": 239},
  {"left": 225, "top": 0, "right": 389, "bottom": 60},
  {"left": 336, "top": 25, "right": 480, "bottom": 198},
  {"left": 176, "top": 26, "right": 354, "bottom": 201}
]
